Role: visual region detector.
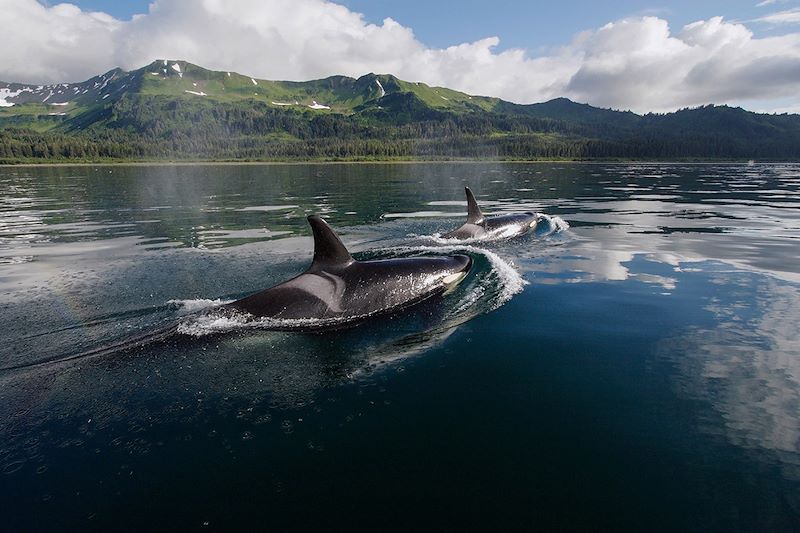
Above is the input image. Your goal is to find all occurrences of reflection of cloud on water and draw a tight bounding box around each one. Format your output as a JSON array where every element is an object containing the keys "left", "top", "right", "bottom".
[
  {"left": 630, "top": 273, "right": 676, "bottom": 291},
  {"left": 527, "top": 238, "right": 680, "bottom": 291},
  {"left": 660, "top": 276, "right": 800, "bottom": 472},
  {"left": 540, "top": 207, "right": 800, "bottom": 460},
  {"left": 574, "top": 246, "right": 632, "bottom": 283},
  {"left": 524, "top": 191, "right": 800, "bottom": 469},
  {"left": 522, "top": 195, "right": 799, "bottom": 292}
]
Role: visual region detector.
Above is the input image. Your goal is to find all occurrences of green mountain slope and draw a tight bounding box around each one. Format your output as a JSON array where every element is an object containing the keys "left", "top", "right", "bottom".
[
  {"left": 0, "top": 60, "right": 496, "bottom": 127},
  {"left": 1, "top": 60, "right": 799, "bottom": 161}
]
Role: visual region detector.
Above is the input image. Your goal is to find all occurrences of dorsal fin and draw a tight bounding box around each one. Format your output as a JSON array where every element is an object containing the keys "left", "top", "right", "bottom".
[
  {"left": 307, "top": 215, "right": 353, "bottom": 268},
  {"left": 464, "top": 187, "right": 484, "bottom": 225}
]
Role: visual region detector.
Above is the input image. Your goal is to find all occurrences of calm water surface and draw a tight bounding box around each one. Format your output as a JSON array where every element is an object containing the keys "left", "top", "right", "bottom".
[{"left": 1, "top": 163, "right": 799, "bottom": 530}]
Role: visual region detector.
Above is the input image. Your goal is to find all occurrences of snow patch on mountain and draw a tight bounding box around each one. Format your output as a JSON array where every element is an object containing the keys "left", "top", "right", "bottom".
[
  {"left": 375, "top": 79, "right": 385, "bottom": 98},
  {"left": 308, "top": 100, "right": 330, "bottom": 110},
  {"left": 0, "top": 87, "right": 29, "bottom": 107}
]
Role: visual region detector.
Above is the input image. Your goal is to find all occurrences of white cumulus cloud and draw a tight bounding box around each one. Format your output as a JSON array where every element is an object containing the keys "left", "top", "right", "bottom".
[
  {"left": 1, "top": 0, "right": 800, "bottom": 113},
  {"left": 566, "top": 16, "right": 800, "bottom": 111}
]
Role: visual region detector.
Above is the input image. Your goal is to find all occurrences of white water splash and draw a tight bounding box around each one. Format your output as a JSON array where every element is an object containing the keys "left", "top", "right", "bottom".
[
  {"left": 176, "top": 312, "right": 254, "bottom": 336},
  {"left": 168, "top": 298, "right": 232, "bottom": 314},
  {"left": 538, "top": 213, "right": 570, "bottom": 232},
  {"left": 175, "top": 309, "right": 381, "bottom": 337},
  {"left": 381, "top": 244, "right": 527, "bottom": 311}
]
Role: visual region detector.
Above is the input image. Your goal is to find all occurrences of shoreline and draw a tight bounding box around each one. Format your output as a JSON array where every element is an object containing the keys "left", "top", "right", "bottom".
[{"left": 1, "top": 158, "right": 794, "bottom": 167}]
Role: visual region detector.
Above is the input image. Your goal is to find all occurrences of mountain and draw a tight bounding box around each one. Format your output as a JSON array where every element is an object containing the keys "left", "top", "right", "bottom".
[
  {"left": 0, "top": 60, "right": 496, "bottom": 121},
  {"left": 1, "top": 60, "right": 799, "bottom": 161}
]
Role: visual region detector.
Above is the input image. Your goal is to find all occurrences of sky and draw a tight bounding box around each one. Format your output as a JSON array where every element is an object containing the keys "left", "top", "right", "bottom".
[{"left": 4, "top": 0, "right": 800, "bottom": 113}]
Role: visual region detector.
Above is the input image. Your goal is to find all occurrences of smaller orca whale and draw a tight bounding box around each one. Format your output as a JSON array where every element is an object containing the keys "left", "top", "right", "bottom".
[
  {"left": 443, "top": 187, "right": 539, "bottom": 240},
  {"left": 224, "top": 215, "right": 472, "bottom": 328}
]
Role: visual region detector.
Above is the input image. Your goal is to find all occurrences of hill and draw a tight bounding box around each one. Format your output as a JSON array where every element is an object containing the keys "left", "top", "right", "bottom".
[{"left": 1, "top": 60, "right": 799, "bottom": 162}]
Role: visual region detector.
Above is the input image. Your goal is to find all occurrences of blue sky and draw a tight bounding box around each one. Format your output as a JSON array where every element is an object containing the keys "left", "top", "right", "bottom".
[
  {"left": 9, "top": 0, "right": 800, "bottom": 113},
  {"left": 67, "top": 0, "right": 792, "bottom": 49}
]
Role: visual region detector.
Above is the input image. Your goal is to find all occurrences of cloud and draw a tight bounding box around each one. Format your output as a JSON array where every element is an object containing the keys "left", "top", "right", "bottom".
[
  {"left": 754, "top": 7, "right": 800, "bottom": 24},
  {"left": 566, "top": 16, "right": 800, "bottom": 110},
  {"left": 0, "top": 1, "right": 120, "bottom": 83},
  {"left": 1, "top": 0, "right": 800, "bottom": 113},
  {"left": 755, "top": 0, "right": 788, "bottom": 7}
]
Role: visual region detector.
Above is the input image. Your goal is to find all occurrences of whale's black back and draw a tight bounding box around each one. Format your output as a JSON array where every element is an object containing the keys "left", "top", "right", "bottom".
[{"left": 228, "top": 216, "right": 472, "bottom": 323}]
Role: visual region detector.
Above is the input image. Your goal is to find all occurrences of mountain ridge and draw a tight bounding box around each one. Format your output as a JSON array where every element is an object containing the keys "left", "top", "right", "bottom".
[
  {"left": 1, "top": 60, "right": 799, "bottom": 162},
  {"left": 4, "top": 59, "right": 794, "bottom": 120},
  {"left": 0, "top": 59, "right": 498, "bottom": 117}
]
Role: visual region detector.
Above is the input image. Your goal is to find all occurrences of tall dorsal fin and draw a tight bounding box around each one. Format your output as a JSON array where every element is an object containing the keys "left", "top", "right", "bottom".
[
  {"left": 307, "top": 215, "right": 353, "bottom": 268},
  {"left": 465, "top": 187, "right": 484, "bottom": 225}
]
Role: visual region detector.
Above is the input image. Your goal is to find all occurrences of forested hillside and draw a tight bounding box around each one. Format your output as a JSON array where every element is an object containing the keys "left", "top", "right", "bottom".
[{"left": 1, "top": 60, "right": 798, "bottom": 162}]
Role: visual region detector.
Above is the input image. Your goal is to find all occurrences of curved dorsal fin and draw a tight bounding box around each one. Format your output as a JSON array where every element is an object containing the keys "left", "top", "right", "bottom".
[
  {"left": 465, "top": 187, "right": 484, "bottom": 225},
  {"left": 307, "top": 215, "right": 353, "bottom": 268}
]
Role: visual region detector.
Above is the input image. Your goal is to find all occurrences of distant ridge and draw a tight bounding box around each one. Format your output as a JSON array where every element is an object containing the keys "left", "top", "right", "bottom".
[
  {"left": 0, "top": 59, "right": 502, "bottom": 115},
  {"left": 1, "top": 60, "right": 799, "bottom": 162}
]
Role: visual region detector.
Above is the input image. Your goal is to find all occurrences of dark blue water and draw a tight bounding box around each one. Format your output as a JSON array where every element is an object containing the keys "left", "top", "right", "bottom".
[{"left": 1, "top": 163, "right": 799, "bottom": 530}]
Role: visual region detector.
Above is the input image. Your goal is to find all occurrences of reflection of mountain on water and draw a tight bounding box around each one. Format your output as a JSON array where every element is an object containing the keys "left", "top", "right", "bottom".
[{"left": 660, "top": 274, "right": 800, "bottom": 474}]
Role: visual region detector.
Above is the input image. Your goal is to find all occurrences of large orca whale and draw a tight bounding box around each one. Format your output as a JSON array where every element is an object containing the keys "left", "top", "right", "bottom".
[
  {"left": 0, "top": 217, "right": 472, "bottom": 370},
  {"left": 225, "top": 215, "right": 472, "bottom": 328},
  {"left": 443, "top": 187, "right": 538, "bottom": 240}
]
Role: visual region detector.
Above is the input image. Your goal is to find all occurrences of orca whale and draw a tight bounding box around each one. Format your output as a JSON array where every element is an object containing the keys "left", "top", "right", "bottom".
[
  {"left": 443, "top": 186, "right": 539, "bottom": 240},
  {"left": 225, "top": 215, "right": 472, "bottom": 328}
]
